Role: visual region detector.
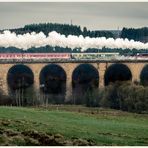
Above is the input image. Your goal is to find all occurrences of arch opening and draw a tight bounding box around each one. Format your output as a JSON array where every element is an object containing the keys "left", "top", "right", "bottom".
[
  {"left": 104, "top": 63, "right": 132, "bottom": 86},
  {"left": 7, "top": 64, "right": 34, "bottom": 106},
  {"left": 140, "top": 65, "right": 148, "bottom": 86},
  {"left": 39, "top": 64, "right": 66, "bottom": 104},
  {"left": 72, "top": 64, "right": 99, "bottom": 104}
]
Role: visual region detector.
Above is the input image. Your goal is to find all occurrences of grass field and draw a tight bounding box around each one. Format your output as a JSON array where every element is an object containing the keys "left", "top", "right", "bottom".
[{"left": 0, "top": 105, "right": 148, "bottom": 146}]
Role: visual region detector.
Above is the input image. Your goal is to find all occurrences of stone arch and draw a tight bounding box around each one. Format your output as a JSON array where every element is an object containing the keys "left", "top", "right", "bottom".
[
  {"left": 104, "top": 63, "right": 132, "bottom": 86},
  {"left": 72, "top": 64, "right": 99, "bottom": 88},
  {"left": 7, "top": 64, "right": 34, "bottom": 90},
  {"left": 39, "top": 64, "right": 66, "bottom": 103},
  {"left": 72, "top": 63, "right": 99, "bottom": 104},
  {"left": 7, "top": 64, "right": 34, "bottom": 105},
  {"left": 140, "top": 64, "right": 148, "bottom": 86}
]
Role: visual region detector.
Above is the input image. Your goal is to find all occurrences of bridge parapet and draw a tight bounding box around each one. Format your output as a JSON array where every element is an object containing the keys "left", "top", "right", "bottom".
[{"left": 1, "top": 59, "right": 148, "bottom": 64}]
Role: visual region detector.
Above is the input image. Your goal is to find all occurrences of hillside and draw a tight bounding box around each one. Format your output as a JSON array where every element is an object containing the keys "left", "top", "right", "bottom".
[
  {"left": 121, "top": 27, "right": 148, "bottom": 43},
  {"left": 0, "top": 23, "right": 114, "bottom": 38},
  {"left": 0, "top": 106, "right": 148, "bottom": 146},
  {"left": 0, "top": 23, "right": 147, "bottom": 53}
]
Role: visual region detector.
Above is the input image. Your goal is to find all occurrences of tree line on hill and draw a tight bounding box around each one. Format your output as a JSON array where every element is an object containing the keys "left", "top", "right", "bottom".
[
  {"left": 0, "top": 23, "right": 147, "bottom": 53},
  {"left": 0, "top": 23, "right": 115, "bottom": 38},
  {"left": 121, "top": 27, "right": 148, "bottom": 43}
]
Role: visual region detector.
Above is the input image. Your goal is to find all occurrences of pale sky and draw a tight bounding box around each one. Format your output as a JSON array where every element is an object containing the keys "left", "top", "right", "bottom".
[{"left": 0, "top": 2, "right": 148, "bottom": 30}]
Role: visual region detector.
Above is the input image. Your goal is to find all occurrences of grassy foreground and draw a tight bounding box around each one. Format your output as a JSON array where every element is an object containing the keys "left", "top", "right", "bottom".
[{"left": 0, "top": 106, "right": 148, "bottom": 146}]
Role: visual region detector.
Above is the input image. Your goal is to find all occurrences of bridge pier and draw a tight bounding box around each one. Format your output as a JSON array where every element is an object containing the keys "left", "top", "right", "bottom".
[
  {"left": 60, "top": 63, "right": 78, "bottom": 102},
  {"left": 0, "top": 64, "right": 13, "bottom": 95},
  {"left": 125, "top": 62, "right": 145, "bottom": 83},
  {"left": 97, "top": 62, "right": 109, "bottom": 88}
]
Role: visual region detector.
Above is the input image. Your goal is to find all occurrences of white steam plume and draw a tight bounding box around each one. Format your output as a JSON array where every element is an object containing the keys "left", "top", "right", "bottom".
[{"left": 0, "top": 30, "right": 148, "bottom": 51}]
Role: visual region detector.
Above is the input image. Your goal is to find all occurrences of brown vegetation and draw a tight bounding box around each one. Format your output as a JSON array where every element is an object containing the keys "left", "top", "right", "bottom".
[
  {"left": 0, "top": 81, "right": 148, "bottom": 114},
  {"left": 0, "top": 119, "right": 95, "bottom": 146}
]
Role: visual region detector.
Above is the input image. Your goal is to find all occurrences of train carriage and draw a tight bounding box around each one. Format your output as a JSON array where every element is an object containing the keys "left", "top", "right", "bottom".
[
  {"left": 0, "top": 53, "right": 71, "bottom": 60},
  {"left": 0, "top": 52, "right": 126, "bottom": 60}
]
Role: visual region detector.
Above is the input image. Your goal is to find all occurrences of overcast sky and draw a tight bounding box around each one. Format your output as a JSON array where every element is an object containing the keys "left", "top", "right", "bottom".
[{"left": 0, "top": 2, "right": 147, "bottom": 30}]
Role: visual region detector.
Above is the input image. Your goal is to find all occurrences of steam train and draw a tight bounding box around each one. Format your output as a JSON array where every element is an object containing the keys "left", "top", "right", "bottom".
[
  {"left": 0, "top": 52, "right": 119, "bottom": 60},
  {"left": 0, "top": 52, "right": 147, "bottom": 60}
]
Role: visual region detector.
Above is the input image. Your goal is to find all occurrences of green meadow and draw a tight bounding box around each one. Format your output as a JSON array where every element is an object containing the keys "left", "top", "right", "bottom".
[{"left": 0, "top": 106, "right": 148, "bottom": 146}]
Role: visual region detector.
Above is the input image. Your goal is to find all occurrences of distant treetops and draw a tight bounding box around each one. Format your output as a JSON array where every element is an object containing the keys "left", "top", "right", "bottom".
[{"left": 0, "top": 23, "right": 147, "bottom": 53}]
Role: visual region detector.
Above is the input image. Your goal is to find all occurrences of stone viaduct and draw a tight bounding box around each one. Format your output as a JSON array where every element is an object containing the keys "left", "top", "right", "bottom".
[{"left": 0, "top": 60, "right": 148, "bottom": 100}]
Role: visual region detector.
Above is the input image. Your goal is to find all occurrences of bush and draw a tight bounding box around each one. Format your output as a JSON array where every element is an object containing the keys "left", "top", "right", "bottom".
[
  {"left": 85, "top": 89, "right": 101, "bottom": 107},
  {"left": 100, "top": 81, "right": 124, "bottom": 109},
  {"left": 100, "top": 81, "right": 148, "bottom": 113},
  {"left": 0, "top": 89, "right": 14, "bottom": 105}
]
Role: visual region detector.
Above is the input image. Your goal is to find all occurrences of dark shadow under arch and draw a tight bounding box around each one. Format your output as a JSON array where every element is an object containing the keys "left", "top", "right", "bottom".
[
  {"left": 7, "top": 64, "right": 34, "bottom": 106},
  {"left": 104, "top": 63, "right": 132, "bottom": 86},
  {"left": 72, "top": 64, "right": 99, "bottom": 88},
  {"left": 7, "top": 64, "right": 34, "bottom": 90},
  {"left": 72, "top": 64, "right": 99, "bottom": 104},
  {"left": 140, "top": 65, "right": 148, "bottom": 86},
  {"left": 39, "top": 64, "right": 66, "bottom": 103}
]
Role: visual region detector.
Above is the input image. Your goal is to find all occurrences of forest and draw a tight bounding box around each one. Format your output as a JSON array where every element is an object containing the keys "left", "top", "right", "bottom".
[{"left": 0, "top": 23, "right": 147, "bottom": 54}]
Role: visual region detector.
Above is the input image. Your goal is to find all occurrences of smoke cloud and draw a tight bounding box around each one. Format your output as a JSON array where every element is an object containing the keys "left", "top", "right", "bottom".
[{"left": 0, "top": 30, "right": 148, "bottom": 51}]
